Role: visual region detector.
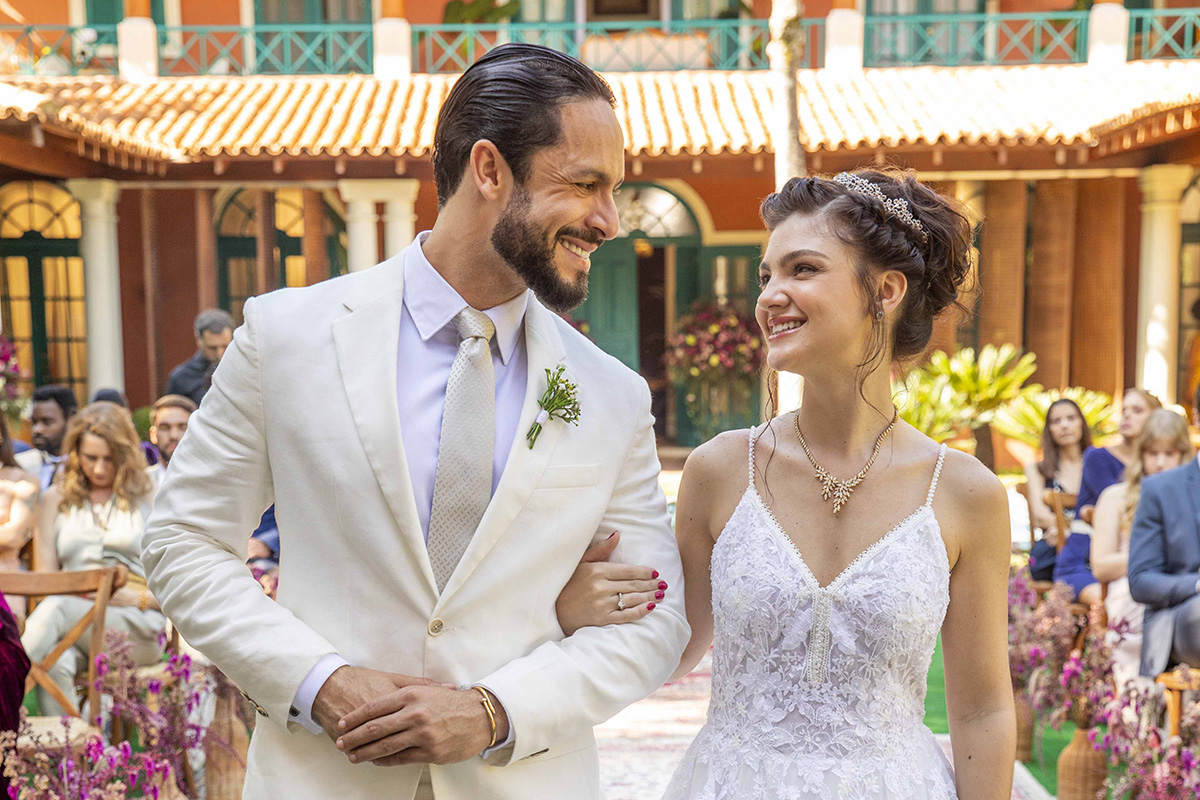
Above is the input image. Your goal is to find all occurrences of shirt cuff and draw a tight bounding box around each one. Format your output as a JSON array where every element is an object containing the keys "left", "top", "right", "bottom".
[
  {"left": 290, "top": 653, "right": 349, "bottom": 734},
  {"left": 473, "top": 683, "right": 515, "bottom": 758}
]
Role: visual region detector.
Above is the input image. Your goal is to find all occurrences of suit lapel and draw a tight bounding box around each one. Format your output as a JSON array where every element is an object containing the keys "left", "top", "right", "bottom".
[
  {"left": 332, "top": 251, "right": 438, "bottom": 598},
  {"left": 437, "top": 298, "right": 568, "bottom": 605}
]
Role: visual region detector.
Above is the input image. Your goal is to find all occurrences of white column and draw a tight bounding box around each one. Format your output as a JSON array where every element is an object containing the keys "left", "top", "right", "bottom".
[
  {"left": 1088, "top": 1, "right": 1129, "bottom": 68},
  {"left": 117, "top": 16, "right": 158, "bottom": 81},
  {"left": 383, "top": 179, "right": 420, "bottom": 258},
  {"left": 374, "top": 17, "right": 412, "bottom": 79},
  {"left": 1136, "top": 164, "right": 1194, "bottom": 402},
  {"left": 343, "top": 198, "right": 379, "bottom": 274},
  {"left": 65, "top": 179, "right": 124, "bottom": 396},
  {"left": 824, "top": 8, "right": 865, "bottom": 72}
]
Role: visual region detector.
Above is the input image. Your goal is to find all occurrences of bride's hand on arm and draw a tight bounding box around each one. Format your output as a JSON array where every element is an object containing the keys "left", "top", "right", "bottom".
[{"left": 555, "top": 531, "right": 666, "bottom": 636}]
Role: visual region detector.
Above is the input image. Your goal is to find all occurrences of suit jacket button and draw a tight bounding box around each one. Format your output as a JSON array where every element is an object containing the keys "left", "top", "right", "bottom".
[{"left": 428, "top": 618, "right": 445, "bottom": 636}]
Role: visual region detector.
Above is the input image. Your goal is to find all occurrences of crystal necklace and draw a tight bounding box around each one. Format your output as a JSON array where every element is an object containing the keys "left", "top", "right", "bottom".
[{"left": 794, "top": 407, "right": 899, "bottom": 515}]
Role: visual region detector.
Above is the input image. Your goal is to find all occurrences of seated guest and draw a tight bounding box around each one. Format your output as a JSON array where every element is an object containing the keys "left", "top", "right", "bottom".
[
  {"left": 1093, "top": 409, "right": 1193, "bottom": 687},
  {"left": 1128, "top": 386, "right": 1200, "bottom": 677},
  {"left": 1024, "top": 399, "right": 1089, "bottom": 581},
  {"left": 1055, "top": 388, "right": 1160, "bottom": 603},
  {"left": 15, "top": 385, "right": 77, "bottom": 492},
  {"left": 0, "top": 590, "right": 29, "bottom": 795},
  {"left": 166, "top": 309, "right": 234, "bottom": 406},
  {"left": 20, "top": 402, "right": 166, "bottom": 717},
  {"left": 146, "top": 395, "right": 197, "bottom": 487},
  {"left": 248, "top": 505, "right": 279, "bottom": 572},
  {"left": 0, "top": 413, "right": 39, "bottom": 617}
]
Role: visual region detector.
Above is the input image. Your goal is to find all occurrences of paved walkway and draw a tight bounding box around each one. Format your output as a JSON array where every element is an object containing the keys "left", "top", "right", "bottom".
[{"left": 596, "top": 654, "right": 1051, "bottom": 800}]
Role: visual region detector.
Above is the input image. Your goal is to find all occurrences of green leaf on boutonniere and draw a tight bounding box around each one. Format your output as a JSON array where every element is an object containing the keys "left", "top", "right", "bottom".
[{"left": 526, "top": 365, "right": 581, "bottom": 449}]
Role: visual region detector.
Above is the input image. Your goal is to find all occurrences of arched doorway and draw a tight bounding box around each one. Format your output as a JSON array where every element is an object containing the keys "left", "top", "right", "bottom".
[
  {"left": 571, "top": 183, "right": 761, "bottom": 445},
  {"left": 0, "top": 181, "right": 87, "bottom": 404},
  {"left": 216, "top": 188, "right": 348, "bottom": 323}
]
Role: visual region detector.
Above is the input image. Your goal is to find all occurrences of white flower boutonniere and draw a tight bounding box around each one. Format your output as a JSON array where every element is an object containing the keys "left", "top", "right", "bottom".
[{"left": 526, "top": 365, "right": 581, "bottom": 449}]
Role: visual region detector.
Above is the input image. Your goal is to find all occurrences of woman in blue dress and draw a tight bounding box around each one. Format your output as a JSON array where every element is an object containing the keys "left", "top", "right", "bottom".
[{"left": 1054, "top": 388, "right": 1160, "bottom": 603}]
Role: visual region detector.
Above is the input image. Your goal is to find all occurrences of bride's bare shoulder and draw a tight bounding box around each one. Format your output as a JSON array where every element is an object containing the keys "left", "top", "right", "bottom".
[{"left": 677, "top": 428, "right": 756, "bottom": 538}]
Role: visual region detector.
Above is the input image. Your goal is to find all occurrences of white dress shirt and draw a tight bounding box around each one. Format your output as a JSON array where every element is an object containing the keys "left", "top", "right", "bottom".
[{"left": 291, "top": 233, "right": 529, "bottom": 750}]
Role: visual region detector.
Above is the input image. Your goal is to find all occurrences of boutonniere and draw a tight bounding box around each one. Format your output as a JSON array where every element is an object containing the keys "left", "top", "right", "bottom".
[{"left": 526, "top": 365, "right": 581, "bottom": 449}]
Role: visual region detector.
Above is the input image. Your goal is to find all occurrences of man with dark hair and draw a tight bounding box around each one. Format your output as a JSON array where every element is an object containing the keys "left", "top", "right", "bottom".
[
  {"left": 147, "top": 394, "right": 197, "bottom": 486},
  {"left": 165, "top": 308, "right": 235, "bottom": 405},
  {"left": 145, "top": 43, "right": 686, "bottom": 800},
  {"left": 15, "top": 385, "right": 77, "bottom": 491}
]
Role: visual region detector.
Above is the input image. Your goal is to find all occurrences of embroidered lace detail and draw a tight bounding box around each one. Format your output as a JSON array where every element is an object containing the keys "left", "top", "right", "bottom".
[{"left": 663, "top": 430, "right": 956, "bottom": 800}]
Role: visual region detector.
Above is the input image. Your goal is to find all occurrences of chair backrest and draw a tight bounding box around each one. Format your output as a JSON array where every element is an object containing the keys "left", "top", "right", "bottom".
[
  {"left": 0, "top": 566, "right": 127, "bottom": 719},
  {"left": 1043, "top": 490, "right": 1077, "bottom": 554}
]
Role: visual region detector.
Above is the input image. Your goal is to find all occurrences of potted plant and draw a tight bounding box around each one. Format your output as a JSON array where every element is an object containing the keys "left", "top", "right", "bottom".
[
  {"left": 1030, "top": 608, "right": 1117, "bottom": 800},
  {"left": 992, "top": 386, "right": 1118, "bottom": 448},
  {"left": 0, "top": 335, "right": 29, "bottom": 434},
  {"left": 1095, "top": 672, "right": 1200, "bottom": 798},
  {"left": 665, "top": 300, "right": 764, "bottom": 444},
  {"left": 1008, "top": 570, "right": 1076, "bottom": 762}
]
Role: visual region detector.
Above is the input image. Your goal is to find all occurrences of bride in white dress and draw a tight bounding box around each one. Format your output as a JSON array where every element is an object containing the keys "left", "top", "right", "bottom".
[{"left": 556, "top": 170, "right": 1015, "bottom": 798}]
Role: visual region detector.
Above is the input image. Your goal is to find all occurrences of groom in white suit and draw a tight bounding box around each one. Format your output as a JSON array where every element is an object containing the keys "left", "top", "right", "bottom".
[{"left": 142, "top": 44, "right": 689, "bottom": 800}]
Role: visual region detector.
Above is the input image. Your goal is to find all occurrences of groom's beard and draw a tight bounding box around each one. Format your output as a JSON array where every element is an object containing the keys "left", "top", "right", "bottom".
[{"left": 491, "top": 187, "right": 592, "bottom": 313}]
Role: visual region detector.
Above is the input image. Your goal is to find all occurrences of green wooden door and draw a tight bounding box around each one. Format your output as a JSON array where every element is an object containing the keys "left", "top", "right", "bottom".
[
  {"left": 574, "top": 238, "right": 640, "bottom": 371},
  {"left": 87, "top": 0, "right": 165, "bottom": 24}
]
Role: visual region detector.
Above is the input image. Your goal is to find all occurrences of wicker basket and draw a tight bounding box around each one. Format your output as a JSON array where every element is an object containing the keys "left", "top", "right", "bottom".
[
  {"left": 1014, "top": 689, "right": 1035, "bottom": 763},
  {"left": 1056, "top": 728, "right": 1106, "bottom": 800}
]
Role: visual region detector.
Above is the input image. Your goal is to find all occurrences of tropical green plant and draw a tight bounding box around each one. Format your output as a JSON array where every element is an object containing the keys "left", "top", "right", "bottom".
[
  {"left": 992, "top": 387, "right": 1118, "bottom": 449},
  {"left": 442, "top": 0, "right": 520, "bottom": 24},
  {"left": 897, "top": 344, "right": 1039, "bottom": 469},
  {"left": 893, "top": 370, "right": 960, "bottom": 444}
]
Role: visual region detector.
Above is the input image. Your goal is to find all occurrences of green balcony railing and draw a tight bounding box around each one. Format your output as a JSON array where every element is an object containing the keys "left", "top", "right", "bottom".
[
  {"left": 1129, "top": 8, "right": 1200, "bottom": 60},
  {"left": 0, "top": 25, "right": 118, "bottom": 76},
  {"left": 864, "top": 11, "right": 1089, "bottom": 67},
  {"left": 159, "top": 24, "right": 372, "bottom": 76},
  {"left": 411, "top": 18, "right": 824, "bottom": 73}
]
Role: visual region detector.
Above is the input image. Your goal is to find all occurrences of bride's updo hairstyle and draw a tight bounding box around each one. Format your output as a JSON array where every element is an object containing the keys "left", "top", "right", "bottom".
[{"left": 759, "top": 169, "right": 974, "bottom": 368}]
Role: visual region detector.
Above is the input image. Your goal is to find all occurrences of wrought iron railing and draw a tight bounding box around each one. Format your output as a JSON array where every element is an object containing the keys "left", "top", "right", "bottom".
[
  {"left": 0, "top": 25, "right": 118, "bottom": 76},
  {"left": 158, "top": 24, "right": 372, "bottom": 76},
  {"left": 410, "top": 18, "right": 824, "bottom": 73},
  {"left": 864, "top": 11, "right": 1089, "bottom": 67},
  {"left": 1128, "top": 8, "right": 1200, "bottom": 60}
]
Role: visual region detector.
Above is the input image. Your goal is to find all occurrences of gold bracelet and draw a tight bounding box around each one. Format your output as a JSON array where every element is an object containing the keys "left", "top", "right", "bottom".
[{"left": 472, "top": 686, "right": 498, "bottom": 749}]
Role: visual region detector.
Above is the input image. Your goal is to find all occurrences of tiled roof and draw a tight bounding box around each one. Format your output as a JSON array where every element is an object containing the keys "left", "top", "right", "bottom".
[{"left": 0, "top": 60, "right": 1198, "bottom": 164}]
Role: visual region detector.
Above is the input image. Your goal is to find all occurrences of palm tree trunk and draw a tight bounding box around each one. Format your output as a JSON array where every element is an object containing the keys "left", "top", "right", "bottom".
[{"left": 974, "top": 422, "right": 995, "bottom": 471}]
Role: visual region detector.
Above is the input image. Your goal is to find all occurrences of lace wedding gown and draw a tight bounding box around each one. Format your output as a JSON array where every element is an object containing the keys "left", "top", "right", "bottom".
[{"left": 662, "top": 430, "right": 957, "bottom": 800}]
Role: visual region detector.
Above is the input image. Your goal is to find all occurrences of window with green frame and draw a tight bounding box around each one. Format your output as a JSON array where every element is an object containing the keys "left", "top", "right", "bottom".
[
  {"left": 255, "top": 0, "right": 371, "bottom": 23},
  {"left": 86, "top": 0, "right": 166, "bottom": 25}
]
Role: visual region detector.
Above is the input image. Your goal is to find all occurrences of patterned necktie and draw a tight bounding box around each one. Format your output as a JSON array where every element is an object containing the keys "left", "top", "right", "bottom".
[{"left": 427, "top": 307, "right": 496, "bottom": 592}]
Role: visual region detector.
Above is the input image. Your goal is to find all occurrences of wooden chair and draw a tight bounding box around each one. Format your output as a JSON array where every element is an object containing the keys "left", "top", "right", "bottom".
[
  {"left": 1043, "top": 489, "right": 1077, "bottom": 555},
  {"left": 1157, "top": 667, "right": 1200, "bottom": 737},
  {"left": 0, "top": 566, "right": 125, "bottom": 748}
]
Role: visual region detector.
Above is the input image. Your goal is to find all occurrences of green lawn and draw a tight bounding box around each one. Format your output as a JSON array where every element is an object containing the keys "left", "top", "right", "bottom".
[{"left": 925, "top": 638, "right": 1073, "bottom": 795}]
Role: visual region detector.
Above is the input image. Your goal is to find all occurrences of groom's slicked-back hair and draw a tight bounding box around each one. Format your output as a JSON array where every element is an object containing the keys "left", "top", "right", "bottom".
[{"left": 432, "top": 43, "right": 616, "bottom": 207}]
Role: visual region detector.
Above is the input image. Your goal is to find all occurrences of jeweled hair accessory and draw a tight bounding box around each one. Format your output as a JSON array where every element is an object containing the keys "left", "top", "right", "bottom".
[{"left": 831, "top": 172, "right": 928, "bottom": 245}]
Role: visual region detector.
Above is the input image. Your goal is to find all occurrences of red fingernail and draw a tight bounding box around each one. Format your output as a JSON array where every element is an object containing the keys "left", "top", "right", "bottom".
[
  {"left": 655, "top": 591, "right": 664, "bottom": 600},
  {"left": 652, "top": 570, "right": 659, "bottom": 578},
  {"left": 658, "top": 581, "right": 668, "bottom": 591},
  {"left": 607, "top": 531, "right": 617, "bottom": 539},
  {"left": 647, "top": 603, "right": 656, "bottom": 610}
]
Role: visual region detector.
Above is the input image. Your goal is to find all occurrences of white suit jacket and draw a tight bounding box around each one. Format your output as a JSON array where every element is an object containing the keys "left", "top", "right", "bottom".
[{"left": 142, "top": 252, "right": 690, "bottom": 800}]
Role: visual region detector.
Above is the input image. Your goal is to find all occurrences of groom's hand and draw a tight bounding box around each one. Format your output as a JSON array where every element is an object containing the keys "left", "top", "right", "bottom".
[
  {"left": 311, "top": 666, "right": 438, "bottom": 742},
  {"left": 334, "top": 686, "right": 510, "bottom": 766}
]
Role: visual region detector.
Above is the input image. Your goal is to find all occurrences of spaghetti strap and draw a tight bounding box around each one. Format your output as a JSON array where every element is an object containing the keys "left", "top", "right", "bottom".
[{"left": 924, "top": 444, "right": 948, "bottom": 507}]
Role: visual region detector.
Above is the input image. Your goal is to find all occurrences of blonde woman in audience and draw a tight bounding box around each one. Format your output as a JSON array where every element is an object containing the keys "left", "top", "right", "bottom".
[
  {"left": 20, "top": 402, "right": 165, "bottom": 716},
  {"left": 1091, "top": 408, "right": 1194, "bottom": 688}
]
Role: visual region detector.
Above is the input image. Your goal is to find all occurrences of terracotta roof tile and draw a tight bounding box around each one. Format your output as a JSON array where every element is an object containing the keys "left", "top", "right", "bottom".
[{"left": 0, "top": 60, "right": 1196, "bottom": 163}]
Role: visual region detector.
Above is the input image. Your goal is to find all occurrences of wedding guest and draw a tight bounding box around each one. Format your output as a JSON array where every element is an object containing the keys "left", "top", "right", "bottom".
[
  {"left": 1024, "top": 399, "right": 1088, "bottom": 581},
  {"left": 1128, "top": 385, "right": 1200, "bottom": 677},
  {"left": 0, "top": 414, "right": 38, "bottom": 618},
  {"left": 1054, "top": 388, "right": 1160, "bottom": 604},
  {"left": 146, "top": 395, "right": 196, "bottom": 487},
  {"left": 20, "top": 402, "right": 166, "bottom": 717},
  {"left": 90, "top": 388, "right": 128, "bottom": 407},
  {"left": 1092, "top": 408, "right": 1193, "bottom": 687},
  {"left": 15, "top": 385, "right": 77, "bottom": 492},
  {"left": 166, "top": 309, "right": 234, "bottom": 406}
]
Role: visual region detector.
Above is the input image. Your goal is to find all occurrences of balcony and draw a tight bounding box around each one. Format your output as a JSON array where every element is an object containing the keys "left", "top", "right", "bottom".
[{"left": 0, "top": 8, "right": 1196, "bottom": 79}]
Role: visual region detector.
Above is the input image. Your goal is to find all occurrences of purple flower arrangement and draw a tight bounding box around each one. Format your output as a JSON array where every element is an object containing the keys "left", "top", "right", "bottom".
[
  {"left": 665, "top": 302, "right": 764, "bottom": 385},
  {"left": 1, "top": 630, "right": 245, "bottom": 799},
  {"left": 1007, "top": 569, "right": 1077, "bottom": 691},
  {"left": 1093, "top": 669, "right": 1200, "bottom": 799},
  {"left": 1031, "top": 604, "right": 1116, "bottom": 731},
  {"left": 0, "top": 336, "right": 28, "bottom": 423}
]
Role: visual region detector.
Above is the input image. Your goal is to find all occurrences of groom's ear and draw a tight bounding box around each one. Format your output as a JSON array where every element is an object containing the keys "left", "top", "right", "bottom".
[{"left": 469, "top": 139, "right": 511, "bottom": 204}]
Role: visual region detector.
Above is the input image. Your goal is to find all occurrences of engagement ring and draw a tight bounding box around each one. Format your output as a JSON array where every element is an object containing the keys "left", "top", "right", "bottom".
[{"left": 617, "top": 592, "right": 626, "bottom": 611}]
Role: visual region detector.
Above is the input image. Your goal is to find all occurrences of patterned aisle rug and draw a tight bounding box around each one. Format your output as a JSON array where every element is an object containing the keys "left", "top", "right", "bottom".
[{"left": 597, "top": 654, "right": 1049, "bottom": 800}]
